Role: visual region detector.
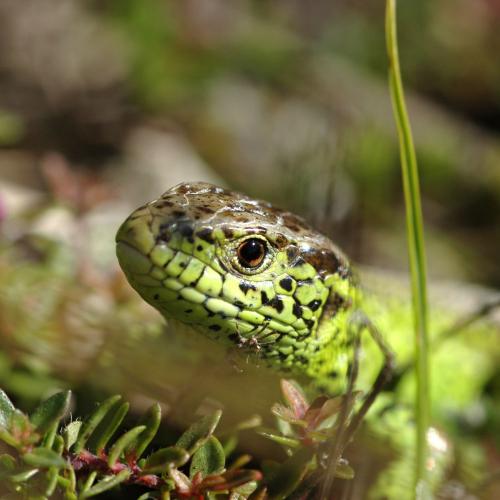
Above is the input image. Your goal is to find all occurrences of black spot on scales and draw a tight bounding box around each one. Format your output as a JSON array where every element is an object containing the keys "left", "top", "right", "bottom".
[
  {"left": 157, "top": 225, "right": 171, "bottom": 243},
  {"left": 286, "top": 246, "right": 299, "bottom": 261},
  {"left": 209, "top": 324, "right": 221, "bottom": 331},
  {"left": 154, "top": 294, "right": 160, "bottom": 300},
  {"left": 199, "top": 206, "right": 215, "bottom": 214},
  {"left": 177, "top": 222, "right": 194, "bottom": 238},
  {"left": 196, "top": 228, "right": 214, "bottom": 243},
  {"left": 292, "top": 257, "right": 306, "bottom": 268},
  {"left": 239, "top": 281, "right": 256, "bottom": 294},
  {"left": 304, "top": 318, "right": 315, "bottom": 329},
  {"left": 155, "top": 200, "right": 174, "bottom": 208},
  {"left": 269, "top": 297, "right": 284, "bottom": 313},
  {"left": 279, "top": 276, "right": 293, "bottom": 292},
  {"left": 308, "top": 299, "right": 322, "bottom": 311},
  {"left": 296, "top": 355, "right": 309, "bottom": 365},
  {"left": 292, "top": 302, "right": 302, "bottom": 318},
  {"left": 278, "top": 351, "right": 289, "bottom": 362},
  {"left": 261, "top": 291, "right": 270, "bottom": 305}
]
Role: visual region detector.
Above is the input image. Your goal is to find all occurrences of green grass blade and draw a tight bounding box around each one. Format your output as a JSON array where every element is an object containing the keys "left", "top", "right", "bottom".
[{"left": 385, "top": 0, "right": 430, "bottom": 495}]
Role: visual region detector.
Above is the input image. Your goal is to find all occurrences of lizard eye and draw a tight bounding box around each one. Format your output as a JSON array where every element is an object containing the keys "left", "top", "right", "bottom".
[{"left": 237, "top": 238, "right": 267, "bottom": 269}]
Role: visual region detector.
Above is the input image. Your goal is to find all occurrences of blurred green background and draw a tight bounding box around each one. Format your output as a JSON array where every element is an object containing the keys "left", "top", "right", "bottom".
[
  {"left": 0, "top": 0, "right": 499, "bottom": 286},
  {"left": 0, "top": 1, "right": 499, "bottom": 496}
]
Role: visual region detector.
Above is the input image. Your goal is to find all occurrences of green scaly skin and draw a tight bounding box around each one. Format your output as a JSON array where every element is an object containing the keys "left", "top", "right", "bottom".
[{"left": 116, "top": 182, "right": 499, "bottom": 498}]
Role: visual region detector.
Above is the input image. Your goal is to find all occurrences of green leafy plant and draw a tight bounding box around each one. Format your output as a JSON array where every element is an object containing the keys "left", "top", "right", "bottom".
[
  {"left": 256, "top": 380, "right": 356, "bottom": 499},
  {"left": 0, "top": 389, "right": 262, "bottom": 499},
  {"left": 0, "top": 380, "right": 359, "bottom": 499}
]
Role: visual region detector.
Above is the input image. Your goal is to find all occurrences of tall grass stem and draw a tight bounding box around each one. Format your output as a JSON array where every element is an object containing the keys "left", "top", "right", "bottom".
[{"left": 385, "top": 0, "right": 430, "bottom": 495}]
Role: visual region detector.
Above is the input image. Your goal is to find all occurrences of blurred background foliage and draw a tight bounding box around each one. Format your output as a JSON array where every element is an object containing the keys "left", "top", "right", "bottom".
[
  {"left": 0, "top": 0, "right": 499, "bottom": 284},
  {"left": 0, "top": 0, "right": 499, "bottom": 496}
]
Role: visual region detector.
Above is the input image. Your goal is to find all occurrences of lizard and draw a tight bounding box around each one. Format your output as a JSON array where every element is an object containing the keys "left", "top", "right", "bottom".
[{"left": 116, "top": 181, "right": 500, "bottom": 498}]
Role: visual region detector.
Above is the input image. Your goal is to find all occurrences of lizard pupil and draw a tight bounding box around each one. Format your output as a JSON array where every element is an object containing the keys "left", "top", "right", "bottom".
[{"left": 237, "top": 238, "right": 266, "bottom": 268}]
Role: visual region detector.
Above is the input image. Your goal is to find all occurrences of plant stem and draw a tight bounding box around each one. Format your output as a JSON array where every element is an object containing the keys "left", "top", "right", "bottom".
[{"left": 384, "top": 0, "right": 430, "bottom": 495}]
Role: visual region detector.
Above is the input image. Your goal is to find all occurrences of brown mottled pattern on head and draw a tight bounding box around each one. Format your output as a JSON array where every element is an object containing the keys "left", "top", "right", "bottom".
[{"left": 149, "top": 182, "right": 350, "bottom": 278}]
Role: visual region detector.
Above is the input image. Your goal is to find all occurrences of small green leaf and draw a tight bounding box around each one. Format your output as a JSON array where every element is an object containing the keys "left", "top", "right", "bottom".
[
  {"left": 256, "top": 429, "right": 300, "bottom": 448},
  {"left": 266, "top": 447, "right": 315, "bottom": 499},
  {"left": 231, "top": 479, "right": 259, "bottom": 497},
  {"left": 82, "top": 471, "right": 98, "bottom": 492},
  {"left": 10, "top": 409, "right": 34, "bottom": 436},
  {"left": 137, "top": 493, "right": 157, "bottom": 500},
  {"left": 227, "top": 454, "right": 251, "bottom": 472},
  {"left": 41, "top": 421, "right": 59, "bottom": 449},
  {"left": 79, "top": 470, "right": 131, "bottom": 498},
  {"left": 74, "top": 395, "right": 121, "bottom": 453},
  {"left": 92, "top": 402, "right": 129, "bottom": 454},
  {"left": 222, "top": 435, "right": 238, "bottom": 458},
  {"left": 53, "top": 434, "right": 64, "bottom": 454},
  {"left": 176, "top": 410, "right": 222, "bottom": 455},
  {"left": 0, "top": 389, "right": 15, "bottom": 428},
  {"left": 190, "top": 435, "right": 225, "bottom": 479},
  {"left": 128, "top": 402, "right": 162, "bottom": 459},
  {"left": 335, "top": 459, "right": 355, "bottom": 480},
  {"left": 107, "top": 425, "right": 146, "bottom": 466},
  {"left": 0, "top": 427, "right": 18, "bottom": 447},
  {"left": 142, "top": 446, "right": 189, "bottom": 474},
  {"left": 9, "top": 468, "right": 39, "bottom": 482},
  {"left": 247, "top": 486, "right": 267, "bottom": 500},
  {"left": 0, "top": 453, "right": 16, "bottom": 471},
  {"left": 2, "top": 410, "right": 38, "bottom": 448},
  {"left": 31, "top": 391, "right": 71, "bottom": 434},
  {"left": 203, "top": 469, "right": 262, "bottom": 491},
  {"left": 233, "top": 414, "right": 262, "bottom": 432},
  {"left": 275, "top": 417, "right": 293, "bottom": 439},
  {"left": 23, "top": 447, "right": 67, "bottom": 469},
  {"left": 44, "top": 466, "right": 59, "bottom": 496},
  {"left": 63, "top": 421, "right": 82, "bottom": 451}
]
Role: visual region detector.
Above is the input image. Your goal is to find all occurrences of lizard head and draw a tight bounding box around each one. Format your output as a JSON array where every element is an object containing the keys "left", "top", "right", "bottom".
[{"left": 116, "top": 182, "right": 354, "bottom": 369}]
